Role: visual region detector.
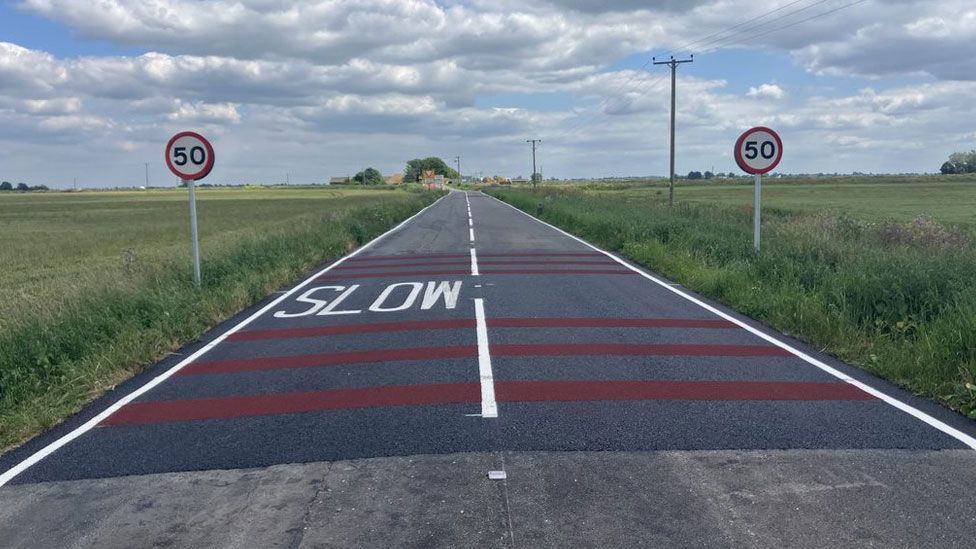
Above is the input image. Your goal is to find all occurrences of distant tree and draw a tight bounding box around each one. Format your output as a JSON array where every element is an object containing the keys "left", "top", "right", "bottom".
[
  {"left": 531, "top": 172, "right": 542, "bottom": 185},
  {"left": 29, "top": 184, "right": 49, "bottom": 191},
  {"left": 941, "top": 150, "right": 976, "bottom": 174},
  {"left": 404, "top": 157, "right": 458, "bottom": 182},
  {"left": 16, "top": 182, "right": 29, "bottom": 191},
  {"left": 940, "top": 161, "right": 959, "bottom": 175},
  {"left": 354, "top": 167, "right": 384, "bottom": 185},
  {"left": 704, "top": 171, "right": 714, "bottom": 180},
  {"left": 687, "top": 171, "right": 703, "bottom": 180},
  {"left": 0, "top": 181, "right": 11, "bottom": 191}
]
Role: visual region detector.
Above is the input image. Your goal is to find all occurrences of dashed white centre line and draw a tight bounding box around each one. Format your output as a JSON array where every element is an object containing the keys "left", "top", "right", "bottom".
[
  {"left": 469, "top": 227, "right": 475, "bottom": 242},
  {"left": 474, "top": 298, "right": 498, "bottom": 418},
  {"left": 470, "top": 247, "right": 480, "bottom": 276}
]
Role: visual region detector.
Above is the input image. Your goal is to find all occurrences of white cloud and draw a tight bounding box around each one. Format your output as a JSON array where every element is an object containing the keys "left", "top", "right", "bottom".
[
  {"left": 168, "top": 100, "right": 241, "bottom": 124},
  {"left": 747, "top": 84, "right": 785, "bottom": 100}
]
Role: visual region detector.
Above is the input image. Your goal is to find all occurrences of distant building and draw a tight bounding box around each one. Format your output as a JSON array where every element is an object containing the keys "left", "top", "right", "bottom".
[
  {"left": 329, "top": 176, "right": 350, "bottom": 184},
  {"left": 384, "top": 174, "right": 404, "bottom": 185}
]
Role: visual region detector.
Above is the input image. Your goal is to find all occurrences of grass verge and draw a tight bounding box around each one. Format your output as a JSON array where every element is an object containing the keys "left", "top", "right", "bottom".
[
  {"left": 488, "top": 187, "right": 976, "bottom": 418},
  {"left": 0, "top": 190, "right": 441, "bottom": 451}
]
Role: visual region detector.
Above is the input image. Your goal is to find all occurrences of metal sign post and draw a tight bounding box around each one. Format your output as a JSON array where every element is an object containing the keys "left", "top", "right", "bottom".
[
  {"left": 754, "top": 173, "right": 761, "bottom": 251},
  {"left": 184, "top": 178, "right": 202, "bottom": 285},
  {"left": 165, "top": 131, "right": 215, "bottom": 285},
  {"left": 734, "top": 126, "right": 783, "bottom": 253}
]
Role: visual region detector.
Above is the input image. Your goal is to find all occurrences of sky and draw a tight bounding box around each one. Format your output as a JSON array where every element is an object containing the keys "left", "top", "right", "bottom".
[{"left": 1, "top": 0, "right": 975, "bottom": 188}]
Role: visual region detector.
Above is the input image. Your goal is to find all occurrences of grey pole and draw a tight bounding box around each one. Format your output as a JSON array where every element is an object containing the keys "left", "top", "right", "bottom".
[
  {"left": 526, "top": 139, "right": 540, "bottom": 189},
  {"left": 753, "top": 173, "right": 762, "bottom": 252},
  {"left": 185, "top": 179, "right": 202, "bottom": 285},
  {"left": 144, "top": 163, "right": 150, "bottom": 187},
  {"left": 653, "top": 55, "right": 693, "bottom": 207}
]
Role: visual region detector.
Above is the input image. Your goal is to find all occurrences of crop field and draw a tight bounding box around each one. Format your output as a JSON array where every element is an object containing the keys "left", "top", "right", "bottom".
[
  {"left": 490, "top": 176, "right": 976, "bottom": 418},
  {"left": 543, "top": 174, "right": 976, "bottom": 226},
  {"left": 0, "top": 186, "right": 440, "bottom": 449}
]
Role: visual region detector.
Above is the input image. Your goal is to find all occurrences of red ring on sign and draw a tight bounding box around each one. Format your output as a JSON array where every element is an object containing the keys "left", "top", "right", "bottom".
[
  {"left": 734, "top": 126, "right": 783, "bottom": 175},
  {"left": 165, "top": 131, "right": 215, "bottom": 181}
]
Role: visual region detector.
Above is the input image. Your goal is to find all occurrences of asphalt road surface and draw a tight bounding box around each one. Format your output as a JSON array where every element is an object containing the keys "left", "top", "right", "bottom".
[{"left": 3, "top": 191, "right": 976, "bottom": 547}]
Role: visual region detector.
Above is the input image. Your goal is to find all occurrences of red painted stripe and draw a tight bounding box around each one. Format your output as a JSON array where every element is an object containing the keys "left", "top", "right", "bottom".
[
  {"left": 345, "top": 252, "right": 604, "bottom": 262},
  {"left": 318, "top": 269, "right": 634, "bottom": 279},
  {"left": 229, "top": 319, "right": 476, "bottom": 341},
  {"left": 334, "top": 260, "right": 615, "bottom": 271},
  {"left": 101, "top": 379, "right": 873, "bottom": 426},
  {"left": 479, "top": 252, "right": 604, "bottom": 258},
  {"left": 492, "top": 343, "right": 791, "bottom": 357},
  {"left": 227, "top": 318, "right": 733, "bottom": 343},
  {"left": 102, "top": 383, "right": 481, "bottom": 426},
  {"left": 487, "top": 318, "right": 737, "bottom": 329},
  {"left": 346, "top": 254, "right": 471, "bottom": 262},
  {"left": 181, "top": 346, "right": 478, "bottom": 375},
  {"left": 495, "top": 380, "right": 874, "bottom": 402},
  {"left": 479, "top": 260, "right": 616, "bottom": 266},
  {"left": 337, "top": 261, "right": 469, "bottom": 270},
  {"left": 480, "top": 269, "right": 634, "bottom": 276},
  {"left": 318, "top": 270, "right": 469, "bottom": 280}
]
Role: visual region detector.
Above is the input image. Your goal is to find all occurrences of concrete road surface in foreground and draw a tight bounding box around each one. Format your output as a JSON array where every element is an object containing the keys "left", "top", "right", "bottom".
[{"left": 3, "top": 191, "right": 976, "bottom": 548}]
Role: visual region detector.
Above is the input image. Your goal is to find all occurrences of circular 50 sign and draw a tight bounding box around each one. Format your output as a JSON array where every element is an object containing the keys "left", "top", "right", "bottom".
[
  {"left": 734, "top": 126, "right": 782, "bottom": 175},
  {"left": 165, "top": 131, "right": 215, "bottom": 181}
]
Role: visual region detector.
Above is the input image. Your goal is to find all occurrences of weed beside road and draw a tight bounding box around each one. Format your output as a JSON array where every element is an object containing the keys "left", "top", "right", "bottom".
[
  {"left": 489, "top": 185, "right": 976, "bottom": 418},
  {"left": 0, "top": 187, "right": 441, "bottom": 450}
]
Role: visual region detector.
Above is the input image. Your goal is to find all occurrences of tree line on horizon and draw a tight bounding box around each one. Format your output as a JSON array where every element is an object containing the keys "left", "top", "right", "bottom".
[{"left": 0, "top": 181, "right": 49, "bottom": 191}]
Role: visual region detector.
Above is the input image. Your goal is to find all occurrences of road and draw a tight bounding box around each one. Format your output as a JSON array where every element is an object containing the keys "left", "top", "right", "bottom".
[{"left": 2, "top": 190, "right": 976, "bottom": 547}]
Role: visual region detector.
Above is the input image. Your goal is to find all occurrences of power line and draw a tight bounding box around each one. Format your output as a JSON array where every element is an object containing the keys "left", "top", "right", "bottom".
[
  {"left": 669, "top": 0, "right": 814, "bottom": 56},
  {"left": 701, "top": 0, "right": 871, "bottom": 55},
  {"left": 689, "top": 0, "right": 836, "bottom": 54},
  {"left": 550, "top": 0, "right": 870, "bottom": 147},
  {"left": 548, "top": 1, "right": 826, "bottom": 143}
]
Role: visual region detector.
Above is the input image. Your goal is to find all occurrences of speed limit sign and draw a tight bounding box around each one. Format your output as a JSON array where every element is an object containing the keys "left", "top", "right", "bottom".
[
  {"left": 165, "top": 131, "right": 215, "bottom": 181},
  {"left": 734, "top": 126, "right": 782, "bottom": 175},
  {"left": 165, "top": 130, "right": 214, "bottom": 286},
  {"left": 734, "top": 126, "right": 783, "bottom": 252}
]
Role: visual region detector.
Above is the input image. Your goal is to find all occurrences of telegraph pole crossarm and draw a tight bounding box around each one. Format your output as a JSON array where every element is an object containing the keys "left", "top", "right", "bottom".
[{"left": 652, "top": 55, "right": 693, "bottom": 207}]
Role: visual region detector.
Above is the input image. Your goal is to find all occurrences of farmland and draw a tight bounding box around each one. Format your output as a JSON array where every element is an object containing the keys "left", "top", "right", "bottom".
[
  {"left": 546, "top": 174, "right": 976, "bottom": 225},
  {"left": 0, "top": 186, "right": 440, "bottom": 449},
  {"left": 489, "top": 176, "right": 976, "bottom": 418}
]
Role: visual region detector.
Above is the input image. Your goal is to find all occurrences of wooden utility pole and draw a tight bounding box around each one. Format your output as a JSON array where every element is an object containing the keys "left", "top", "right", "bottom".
[
  {"left": 653, "top": 55, "right": 693, "bottom": 207},
  {"left": 526, "top": 139, "right": 540, "bottom": 189}
]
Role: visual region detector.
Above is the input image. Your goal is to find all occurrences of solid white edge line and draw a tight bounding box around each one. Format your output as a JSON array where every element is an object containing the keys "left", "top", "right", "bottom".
[
  {"left": 0, "top": 193, "right": 451, "bottom": 487},
  {"left": 474, "top": 298, "right": 498, "bottom": 418},
  {"left": 470, "top": 247, "right": 480, "bottom": 276},
  {"left": 483, "top": 192, "right": 976, "bottom": 450}
]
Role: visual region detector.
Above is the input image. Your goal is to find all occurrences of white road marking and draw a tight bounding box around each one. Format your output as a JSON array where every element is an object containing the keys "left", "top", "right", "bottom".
[
  {"left": 469, "top": 227, "right": 475, "bottom": 242},
  {"left": 474, "top": 298, "right": 498, "bottom": 418},
  {"left": 0, "top": 195, "right": 451, "bottom": 488},
  {"left": 486, "top": 193, "right": 976, "bottom": 450},
  {"left": 470, "top": 248, "right": 480, "bottom": 276}
]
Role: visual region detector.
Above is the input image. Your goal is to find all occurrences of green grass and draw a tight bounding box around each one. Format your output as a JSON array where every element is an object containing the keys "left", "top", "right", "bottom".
[
  {"left": 531, "top": 174, "right": 976, "bottom": 226},
  {"left": 0, "top": 186, "right": 441, "bottom": 450},
  {"left": 489, "top": 179, "right": 976, "bottom": 418},
  {"left": 665, "top": 176, "right": 976, "bottom": 226}
]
